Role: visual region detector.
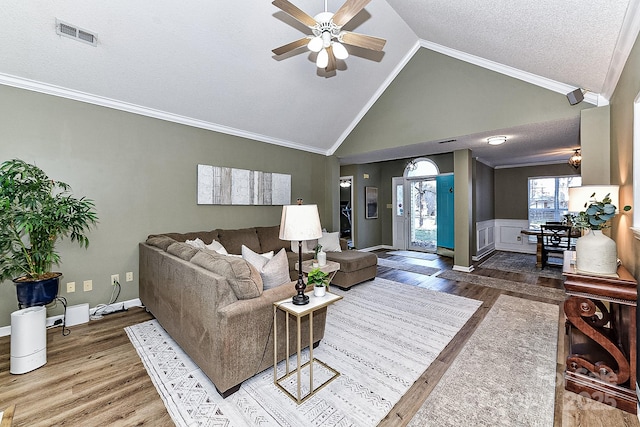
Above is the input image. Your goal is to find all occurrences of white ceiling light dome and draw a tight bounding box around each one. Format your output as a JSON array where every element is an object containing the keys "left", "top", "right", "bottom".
[{"left": 487, "top": 136, "right": 507, "bottom": 145}]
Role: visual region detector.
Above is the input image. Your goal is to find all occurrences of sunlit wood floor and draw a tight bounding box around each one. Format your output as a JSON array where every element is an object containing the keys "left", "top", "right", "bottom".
[{"left": 0, "top": 250, "right": 637, "bottom": 426}]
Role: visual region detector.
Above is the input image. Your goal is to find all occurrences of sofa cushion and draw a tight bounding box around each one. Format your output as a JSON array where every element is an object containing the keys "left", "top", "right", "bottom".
[
  {"left": 146, "top": 235, "right": 177, "bottom": 251},
  {"left": 167, "top": 242, "right": 200, "bottom": 261},
  {"left": 191, "top": 251, "right": 263, "bottom": 299},
  {"left": 318, "top": 231, "right": 342, "bottom": 252},
  {"left": 216, "top": 228, "right": 261, "bottom": 255},
  {"left": 255, "top": 225, "right": 288, "bottom": 254}
]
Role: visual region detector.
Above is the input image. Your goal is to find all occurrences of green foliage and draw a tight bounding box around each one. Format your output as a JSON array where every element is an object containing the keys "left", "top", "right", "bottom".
[
  {"left": 307, "top": 268, "right": 328, "bottom": 288},
  {"left": 313, "top": 244, "right": 323, "bottom": 259},
  {"left": 0, "top": 159, "right": 98, "bottom": 281},
  {"left": 572, "top": 192, "right": 631, "bottom": 230}
]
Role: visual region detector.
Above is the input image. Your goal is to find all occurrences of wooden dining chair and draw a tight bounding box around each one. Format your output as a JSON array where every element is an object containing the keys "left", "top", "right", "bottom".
[{"left": 540, "top": 224, "right": 572, "bottom": 269}]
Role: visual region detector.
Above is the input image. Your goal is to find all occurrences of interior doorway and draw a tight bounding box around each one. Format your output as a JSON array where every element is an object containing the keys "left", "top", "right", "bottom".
[{"left": 340, "top": 176, "right": 354, "bottom": 248}]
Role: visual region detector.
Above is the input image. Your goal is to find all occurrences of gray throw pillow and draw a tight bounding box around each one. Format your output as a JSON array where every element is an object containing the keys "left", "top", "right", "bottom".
[{"left": 243, "top": 246, "right": 290, "bottom": 290}]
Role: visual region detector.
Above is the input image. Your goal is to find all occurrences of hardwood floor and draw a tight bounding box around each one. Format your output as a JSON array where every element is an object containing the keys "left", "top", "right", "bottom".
[{"left": 0, "top": 250, "right": 637, "bottom": 426}]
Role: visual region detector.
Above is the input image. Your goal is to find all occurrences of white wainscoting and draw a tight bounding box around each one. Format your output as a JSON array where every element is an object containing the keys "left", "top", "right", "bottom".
[
  {"left": 494, "top": 219, "right": 536, "bottom": 254},
  {"left": 475, "top": 220, "right": 495, "bottom": 260}
]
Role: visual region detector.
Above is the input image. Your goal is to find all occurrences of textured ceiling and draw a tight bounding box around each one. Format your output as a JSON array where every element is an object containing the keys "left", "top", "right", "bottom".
[{"left": 0, "top": 0, "right": 639, "bottom": 167}]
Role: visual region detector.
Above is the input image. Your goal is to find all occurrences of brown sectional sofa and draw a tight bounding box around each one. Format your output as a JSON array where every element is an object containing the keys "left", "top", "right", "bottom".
[{"left": 139, "top": 225, "right": 377, "bottom": 397}]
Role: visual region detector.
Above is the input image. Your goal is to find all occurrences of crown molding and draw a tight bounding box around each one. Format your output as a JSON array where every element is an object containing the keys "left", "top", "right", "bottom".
[
  {"left": 419, "top": 39, "right": 604, "bottom": 106},
  {"left": 0, "top": 72, "right": 326, "bottom": 156},
  {"left": 601, "top": 0, "right": 640, "bottom": 100},
  {"left": 327, "top": 40, "right": 422, "bottom": 156}
]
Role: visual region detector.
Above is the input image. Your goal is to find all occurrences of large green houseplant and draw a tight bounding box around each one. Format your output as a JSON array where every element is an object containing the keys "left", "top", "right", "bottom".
[{"left": 0, "top": 159, "right": 98, "bottom": 307}]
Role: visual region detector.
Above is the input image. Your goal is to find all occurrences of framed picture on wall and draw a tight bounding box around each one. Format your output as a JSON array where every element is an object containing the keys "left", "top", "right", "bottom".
[{"left": 365, "top": 186, "right": 378, "bottom": 219}]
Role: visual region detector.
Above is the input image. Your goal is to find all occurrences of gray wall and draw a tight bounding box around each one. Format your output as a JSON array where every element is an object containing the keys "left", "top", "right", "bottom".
[
  {"left": 336, "top": 48, "right": 592, "bottom": 159},
  {"left": 0, "top": 85, "right": 332, "bottom": 327},
  {"left": 494, "top": 163, "right": 581, "bottom": 219},
  {"left": 474, "top": 160, "right": 495, "bottom": 222}
]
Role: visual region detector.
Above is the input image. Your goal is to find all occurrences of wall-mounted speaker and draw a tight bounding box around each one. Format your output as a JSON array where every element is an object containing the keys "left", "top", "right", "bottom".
[{"left": 566, "top": 88, "right": 584, "bottom": 105}]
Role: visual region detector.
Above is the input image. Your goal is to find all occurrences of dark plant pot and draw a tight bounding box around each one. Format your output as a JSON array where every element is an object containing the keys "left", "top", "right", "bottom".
[{"left": 13, "top": 273, "right": 61, "bottom": 308}]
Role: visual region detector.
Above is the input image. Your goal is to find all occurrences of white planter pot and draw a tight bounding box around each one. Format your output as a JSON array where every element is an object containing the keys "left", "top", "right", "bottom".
[
  {"left": 313, "top": 286, "right": 326, "bottom": 297},
  {"left": 575, "top": 229, "right": 618, "bottom": 275}
]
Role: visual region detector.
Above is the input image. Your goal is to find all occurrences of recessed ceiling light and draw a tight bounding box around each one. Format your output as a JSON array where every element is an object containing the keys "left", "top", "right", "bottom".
[{"left": 487, "top": 136, "right": 507, "bottom": 145}]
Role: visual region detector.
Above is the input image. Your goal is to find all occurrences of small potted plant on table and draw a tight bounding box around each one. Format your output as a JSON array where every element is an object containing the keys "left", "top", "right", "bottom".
[
  {"left": 0, "top": 159, "right": 98, "bottom": 308},
  {"left": 307, "top": 268, "right": 328, "bottom": 297}
]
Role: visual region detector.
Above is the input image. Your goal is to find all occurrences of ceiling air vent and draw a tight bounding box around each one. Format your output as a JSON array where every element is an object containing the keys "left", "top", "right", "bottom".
[
  {"left": 55, "top": 19, "right": 97, "bottom": 46},
  {"left": 438, "top": 139, "right": 457, "bottom": 144}
]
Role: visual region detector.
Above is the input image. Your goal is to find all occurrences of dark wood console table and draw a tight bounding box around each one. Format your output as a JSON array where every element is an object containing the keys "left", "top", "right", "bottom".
[{"left": 562, "top": 252, "right": 637, "bottom": 414}]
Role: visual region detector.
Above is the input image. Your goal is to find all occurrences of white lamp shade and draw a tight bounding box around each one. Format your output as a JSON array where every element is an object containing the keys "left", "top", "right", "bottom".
[
  {"left": 568, "top": 185, "right": 619, "bottom": 212},
  {"left": 316, "top": 48, "right": 329, "bottom": 68},
  {"left": 279, "top": 204, "right": 323, "bottom": 241}
]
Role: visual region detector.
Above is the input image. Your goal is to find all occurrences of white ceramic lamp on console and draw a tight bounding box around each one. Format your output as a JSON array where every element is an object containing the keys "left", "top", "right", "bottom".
[
  {"left": 279, "top": 200, "right": 323, "bottom": 305},
  {"left": 568, "top": 185, "right": 620, "bottom": 275}
]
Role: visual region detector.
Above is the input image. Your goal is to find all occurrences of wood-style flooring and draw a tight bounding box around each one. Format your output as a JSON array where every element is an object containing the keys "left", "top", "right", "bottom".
[{"left": 0, "top": 250, "right": 637, "bottom": 426}]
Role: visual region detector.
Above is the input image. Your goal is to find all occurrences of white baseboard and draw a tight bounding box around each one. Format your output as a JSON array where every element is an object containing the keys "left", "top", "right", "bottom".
[
  {"left": 0, "top": 298, "right": 142, "bottom": 337},
  {"left": 453, "top": 265, "right": 475, "bottom": 273},
  {"left": 472, "top": 248, "right": 495, "bottom": 262}
]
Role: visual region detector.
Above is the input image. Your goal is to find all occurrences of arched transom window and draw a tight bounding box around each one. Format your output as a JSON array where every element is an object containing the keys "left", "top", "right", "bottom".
[{"left": 404, "top": 158, "right": 439, "bottom": 177}]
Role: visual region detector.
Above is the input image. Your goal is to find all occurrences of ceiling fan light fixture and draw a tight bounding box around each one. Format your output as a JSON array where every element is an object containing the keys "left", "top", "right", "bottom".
[
  {"left": 332, "top": 41, "right": 349, "bottom": 59},
  {"left": 487, "top": 136, "right": 507, "bottom": 145},
  {"left": 316, "top": 48, "right": 329, "bottom": 68},
  {"left": 307, "top": 36, "right": 323, "bottom": 52}
]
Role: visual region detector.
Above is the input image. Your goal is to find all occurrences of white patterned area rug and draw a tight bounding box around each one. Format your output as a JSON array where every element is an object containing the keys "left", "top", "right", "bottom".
[
  {"left": 408, "top": 294, "right": 559, "bottom": 427},
  {"left": 126, "top": 277, "right": 481, "bottom": 426}
]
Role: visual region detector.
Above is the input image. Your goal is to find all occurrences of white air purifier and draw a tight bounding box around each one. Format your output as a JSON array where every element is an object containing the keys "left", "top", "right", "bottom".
[{"left": 10, "top": 306, "right": 47, "bottom": 374}]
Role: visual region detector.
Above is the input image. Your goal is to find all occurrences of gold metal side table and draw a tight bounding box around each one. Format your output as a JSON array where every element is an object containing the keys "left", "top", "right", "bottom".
[{"left": 273, "top": 292, "right": 342, "bottom": 404}]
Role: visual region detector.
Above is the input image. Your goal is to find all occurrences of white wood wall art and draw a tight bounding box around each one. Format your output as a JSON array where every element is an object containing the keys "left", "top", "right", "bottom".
[{"left": 197, "top": 164, "right": 291, "bottom": 205}]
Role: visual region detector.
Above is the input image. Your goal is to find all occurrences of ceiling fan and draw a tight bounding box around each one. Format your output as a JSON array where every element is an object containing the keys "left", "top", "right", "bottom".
[{"left": 272, "top": 0, "right": 386, "bottom": 72}]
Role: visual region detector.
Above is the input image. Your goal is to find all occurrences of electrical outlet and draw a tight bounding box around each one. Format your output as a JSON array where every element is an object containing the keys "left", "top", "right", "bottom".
[
  {"left": 83, "top": 280, "right": 92, "bottom": 292},
  {"left": 126, "top": 271, "right": 133, "bottom": 282},
  {"left": 66, "top": 282, "right": 75, "bottom": 293},
  {"left": 111, "top": 274, "right": 120, "bottom": 285}
]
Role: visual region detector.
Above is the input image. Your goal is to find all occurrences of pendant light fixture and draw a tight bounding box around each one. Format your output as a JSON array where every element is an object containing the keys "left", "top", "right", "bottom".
[{"left": 568, "top": 149, "right": 582, "bottom": 169}]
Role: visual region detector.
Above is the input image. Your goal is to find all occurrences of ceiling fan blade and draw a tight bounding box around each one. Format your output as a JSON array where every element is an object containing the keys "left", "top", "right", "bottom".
[
  {"left": 325, "top": 45, "right": 337, "bottom": 72},
  {"left": 272, "top": 0, "right": 317, "bottom": 28},
  {"left": 332, "top": 0, "right": 371, "bottom": 27},
  {"left": 340, "top": 31, "right": 386, "bottom": 51},
  {"left": 272, "top": 37, "right": 309, "bottom": 55}
]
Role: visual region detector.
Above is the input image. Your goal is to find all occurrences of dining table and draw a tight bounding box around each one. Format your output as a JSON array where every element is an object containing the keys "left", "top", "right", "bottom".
[{"left": 520, "top": 227, "right": 581, "bottom": 268}]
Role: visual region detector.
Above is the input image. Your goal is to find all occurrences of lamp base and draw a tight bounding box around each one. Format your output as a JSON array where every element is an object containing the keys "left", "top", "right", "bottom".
[{"left": 292, "top": 293, "right": 309, "bottom": 305}]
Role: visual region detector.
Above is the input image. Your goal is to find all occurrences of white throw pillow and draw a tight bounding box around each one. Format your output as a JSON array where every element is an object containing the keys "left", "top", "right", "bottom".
[
  {"left": 205, "top": 239, "right": 228, "bottom": 255},
  {"left": 241, "top": 245, "right": 274, "bottom": 266},
  {"left": 243, "top": 246, "right": 289, "bottom": 289},
  {"left": 185, "top": 238, "right": 206, "bottom": 249},
  {"left": 318, "top": 231, "right": 342, "bottom": 252}
]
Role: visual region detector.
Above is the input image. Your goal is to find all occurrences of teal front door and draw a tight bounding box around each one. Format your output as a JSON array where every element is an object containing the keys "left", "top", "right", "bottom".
[{"left": 436, "top": 174, "right": 454, "bottom": 249}]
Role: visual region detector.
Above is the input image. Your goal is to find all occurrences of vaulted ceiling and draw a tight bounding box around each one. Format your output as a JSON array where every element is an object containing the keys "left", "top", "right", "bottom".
[{"left": 1, "top": 0, "right": 639, "bottom": 167}]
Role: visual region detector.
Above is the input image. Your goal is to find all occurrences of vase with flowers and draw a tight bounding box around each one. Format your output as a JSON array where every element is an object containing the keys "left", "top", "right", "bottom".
[{"left": 572, "top": 192, "right": 631, "bottom": 275}]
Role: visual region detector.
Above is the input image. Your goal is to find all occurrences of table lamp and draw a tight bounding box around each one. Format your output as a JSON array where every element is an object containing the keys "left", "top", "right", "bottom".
[
  {"left": 568, "top": 185, "right": 619, "bottom": 212},
  {"left": 279, "top": 200, "right": 323, "bottom": 305}
]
